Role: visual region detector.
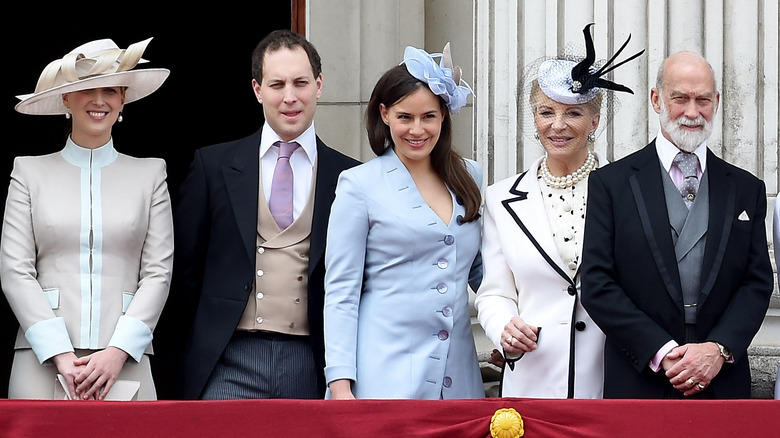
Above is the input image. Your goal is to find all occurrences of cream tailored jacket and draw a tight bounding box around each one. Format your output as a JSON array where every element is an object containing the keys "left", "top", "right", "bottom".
[{"left": 0, "top": 138, "right": 173, "bottom": 365}]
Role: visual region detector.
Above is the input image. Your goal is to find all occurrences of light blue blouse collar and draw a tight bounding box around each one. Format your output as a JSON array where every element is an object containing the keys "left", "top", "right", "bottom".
[{"left": 61, "top": 136, "right": 119, "bottom": 168}]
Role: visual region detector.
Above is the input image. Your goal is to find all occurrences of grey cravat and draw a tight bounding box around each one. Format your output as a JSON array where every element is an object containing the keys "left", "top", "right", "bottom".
[{"left": 673, "top": 151, "right": 700, "bottom": 209}]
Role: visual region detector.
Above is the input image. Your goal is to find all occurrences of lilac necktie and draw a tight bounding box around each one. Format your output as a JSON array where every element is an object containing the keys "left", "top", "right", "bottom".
[
  {"left": 269, "top": 141, "right": 300, "bottom": 230},
  {"left": 673, "top": 151, "right": 700, "bottom": 209}
]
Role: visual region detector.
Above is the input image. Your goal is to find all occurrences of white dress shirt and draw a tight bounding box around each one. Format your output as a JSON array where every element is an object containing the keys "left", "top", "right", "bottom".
[
  {"left": 655, "top": 130, "right": 707, "bottom": 186},
  {"left": 259, "top": 121, "right": 317, "bottom": 221}
]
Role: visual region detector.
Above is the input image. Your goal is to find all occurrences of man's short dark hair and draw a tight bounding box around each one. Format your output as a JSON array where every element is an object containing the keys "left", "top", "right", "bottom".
[{"left": 251, "top": 30, "right": 323, "bottom": 84}]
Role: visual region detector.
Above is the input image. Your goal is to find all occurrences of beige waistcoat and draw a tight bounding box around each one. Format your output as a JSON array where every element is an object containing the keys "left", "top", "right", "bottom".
[{"left": 236, "top": 166, "right": 316, "bottom": 335}]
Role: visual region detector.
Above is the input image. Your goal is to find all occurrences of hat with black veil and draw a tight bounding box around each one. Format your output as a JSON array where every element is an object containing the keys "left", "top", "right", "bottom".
[{"left": 517, "top": 23, "right": 644, "bottom": 143}]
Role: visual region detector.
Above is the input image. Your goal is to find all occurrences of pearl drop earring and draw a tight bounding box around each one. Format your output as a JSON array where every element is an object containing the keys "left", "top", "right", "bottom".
[{"left": 118, "top": 112, "right": 123, "bottom": 123}]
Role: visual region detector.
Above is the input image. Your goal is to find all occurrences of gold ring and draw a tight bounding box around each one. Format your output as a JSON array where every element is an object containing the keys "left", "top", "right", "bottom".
[
  {"left": 696, "top": 383, "right": 706, "bottom": 390},
  {"left": 507, "top": 336, "right": 514, "bottom": 344},
  {"left": 686, "top": 378, "right": 695, "bottom": 387}
]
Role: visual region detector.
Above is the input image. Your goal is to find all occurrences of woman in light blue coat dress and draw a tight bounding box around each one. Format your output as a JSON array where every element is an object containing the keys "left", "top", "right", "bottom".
[{"left": 324, "top": 44, "right": 484, "bottom": 399}]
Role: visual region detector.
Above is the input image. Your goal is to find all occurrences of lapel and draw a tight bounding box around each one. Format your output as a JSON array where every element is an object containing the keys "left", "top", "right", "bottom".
[
  {"left": 698, "top": 151, "right": 735, "bottom": 303},
  {"left": 500, "top": 157, "right": 574, "bottom": 285},
  {"left": 220, "top": 129, "right": 346, "bottom": 274},
  {"left": 627, "top": 142, "right": 683, "bottom": 304},
  {"left": 309, "top": 137, "right": 342, "bottom": 275},
  {"left": 379, "top": 147, "right": 461, "bottom": 229},
  {"left": 222, "top": 129, "right": 263, "bottom": 262},
  {"left": 629, "top": 144, "right": 735, "bottom": 307}
]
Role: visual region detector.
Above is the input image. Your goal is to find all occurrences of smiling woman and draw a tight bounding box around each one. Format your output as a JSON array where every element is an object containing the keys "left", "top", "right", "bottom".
[
  {"left": 380, "top": 86, "right": 445, "bottom": 172},
  {"left": 1, "top": 10, "right": 295, "bottom": 399},
  {"left": 62, "top": 87, "right": 127, "bottom": 148},
  {"left": 530, "top": 82, "right": 601, "bottom": 175},
  {"left": 323, "top": 43, "right": 484, "bottom": 400},
  {"left": 1, "top": 38, "right": 173, "bottom": 401},
  {"left": 474, "top": 23, "right": 643, "bottom": 399}
]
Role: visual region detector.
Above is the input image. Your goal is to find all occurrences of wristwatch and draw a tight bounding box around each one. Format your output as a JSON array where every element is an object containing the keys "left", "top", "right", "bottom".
[{"left": 715, "top": 342, "right": 733, "bottom": 361}]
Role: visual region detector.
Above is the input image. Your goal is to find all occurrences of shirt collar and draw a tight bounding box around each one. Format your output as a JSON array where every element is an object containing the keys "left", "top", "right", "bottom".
[
  {"left": 654, "top": 129, "right": 707, "bottom": 173},
  {"left": 259, "top": 121, "right": 317, "bottom": 165},
  {"left": 61, "top": 136, "right": 118, "bottom": 168}
]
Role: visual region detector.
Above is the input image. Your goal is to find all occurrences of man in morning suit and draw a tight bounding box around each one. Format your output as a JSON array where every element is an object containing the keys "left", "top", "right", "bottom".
[
  {"left": 581, "top": 51, "right": 773, "bottom": 398},
  {"left": 168, "top": 30, "right": 359, "bottom": 399}
]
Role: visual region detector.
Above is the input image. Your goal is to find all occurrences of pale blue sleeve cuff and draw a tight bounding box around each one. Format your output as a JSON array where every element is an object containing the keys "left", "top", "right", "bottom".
[
  {"left": 25, "top": 317, "right": 74, "bottom": 364},
  {"left": 108, "top": 315, "right": 153, "bottom": 363},
  {"left": 324, "top": 365, "right": 357, "bottom": 386}
]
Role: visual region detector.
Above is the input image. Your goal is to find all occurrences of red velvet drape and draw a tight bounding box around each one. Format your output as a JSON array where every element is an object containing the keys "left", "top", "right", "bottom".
[{"left": 1, "top": 398, "right": 778, "bottom": 437}]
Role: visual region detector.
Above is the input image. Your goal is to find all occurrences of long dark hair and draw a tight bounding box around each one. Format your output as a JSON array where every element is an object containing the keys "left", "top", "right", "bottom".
[{"left": 366, "top": 64, "right": 481, "bottom": 222}]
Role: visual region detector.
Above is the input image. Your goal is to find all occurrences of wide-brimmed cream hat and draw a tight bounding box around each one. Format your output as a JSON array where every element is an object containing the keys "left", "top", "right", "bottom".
[{"left": 15, "top": 37, "right": 170, "bottom": 115}]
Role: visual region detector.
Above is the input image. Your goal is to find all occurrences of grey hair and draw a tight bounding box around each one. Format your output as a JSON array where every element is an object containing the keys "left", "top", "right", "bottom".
[{"left": 655, "top": 51, "right": 719, "bottom": 93}]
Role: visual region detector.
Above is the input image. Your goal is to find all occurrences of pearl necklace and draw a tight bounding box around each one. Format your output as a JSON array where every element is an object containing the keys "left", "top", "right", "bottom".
[{"left": 541, "top": 151, "right": 597, "bottom": 189}]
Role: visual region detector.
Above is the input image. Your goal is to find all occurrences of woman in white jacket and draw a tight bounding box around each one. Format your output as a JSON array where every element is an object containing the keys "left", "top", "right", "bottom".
[
  {"left": 1, "top": 38, "right": 172, "bottom": 400},
  {"left": 475, "top": 23, "right": 642, "bottom": 398}
]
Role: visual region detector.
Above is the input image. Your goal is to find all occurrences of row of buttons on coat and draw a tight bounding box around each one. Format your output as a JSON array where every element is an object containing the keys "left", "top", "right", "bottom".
[
  {"left": 431, "top": 234, "right": 458, "bottom": 389},
  {"left": 436, "top": 235, "right": 456, "bottom": 270}
]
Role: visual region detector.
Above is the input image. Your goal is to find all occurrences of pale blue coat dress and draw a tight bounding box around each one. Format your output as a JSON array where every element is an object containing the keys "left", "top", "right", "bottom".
[{"left": 323, "top": 147, "right": 484, "bottom": 399}]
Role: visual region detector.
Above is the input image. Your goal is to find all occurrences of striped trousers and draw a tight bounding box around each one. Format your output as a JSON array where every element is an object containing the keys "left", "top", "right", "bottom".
[{"left": 201, "top": 330, "right": 320, "bottom": 399}]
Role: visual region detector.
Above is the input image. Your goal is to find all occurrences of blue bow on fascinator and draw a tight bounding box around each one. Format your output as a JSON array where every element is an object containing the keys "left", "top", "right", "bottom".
[{"left": 403, "top": 43, "right": 474, "bottom": 114}]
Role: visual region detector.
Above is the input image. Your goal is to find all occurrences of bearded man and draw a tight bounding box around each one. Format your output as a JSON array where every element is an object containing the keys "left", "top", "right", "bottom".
[{"left": 580, "top": 51, "right": 773, "bottom": 399}]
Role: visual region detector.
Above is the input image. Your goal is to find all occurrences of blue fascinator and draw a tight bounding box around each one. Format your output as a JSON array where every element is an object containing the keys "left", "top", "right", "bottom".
[{"left": 402, "top": 43, "right": 474, "bottom": 114}]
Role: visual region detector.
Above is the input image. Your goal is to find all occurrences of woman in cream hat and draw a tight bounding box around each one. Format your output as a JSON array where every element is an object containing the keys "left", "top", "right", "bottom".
[
  {"left": 1, "top": 37, "right": 172, "bottom": 400},
  {"left": 474, "top": 24, "right": 642, "bottom": 398}
]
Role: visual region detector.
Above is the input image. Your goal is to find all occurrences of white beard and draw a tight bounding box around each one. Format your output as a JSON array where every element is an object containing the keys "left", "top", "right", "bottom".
[{"left": 659, "top": 99, "right": 713, "bottom": 153}]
